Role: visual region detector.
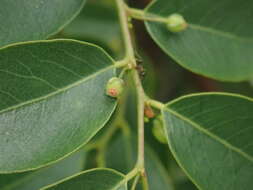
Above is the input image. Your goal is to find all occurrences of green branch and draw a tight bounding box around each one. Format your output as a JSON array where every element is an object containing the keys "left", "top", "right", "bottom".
[
  {"left": 147, "top": 99, "right": 165, "bottom": 110},
  {"left": 116, "top": 0, "right": 149, "bottom": 189},
  {"left": 125, "top": 4, "right": 167, "bottom": 23}
]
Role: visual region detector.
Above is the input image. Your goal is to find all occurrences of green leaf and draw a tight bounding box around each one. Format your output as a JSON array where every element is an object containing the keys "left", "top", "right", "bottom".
[
  {"left": 145, "top": 0, "right": 253, "bottom": 81},
  {"left": 162, "top": 92, "right": 253, "bottom": 190},
  {"left": 217, "top": 81, "right": 253, "bottom": 97},
  {"left": 0, "top": 150, "right": 85, "bottom": 190},
  {"left": 62, "top": 1, "right": 122, "bottom": 54},
  {"left": 0, "top": 0, "right": 86, "bottom": 46},
  {"left": 106, "top": 133, "right": 174, "bottom": 190},
  {"left": 175, "top": 180, "right": 198, "bottom": 190},
  {"left": 40, "top": 168, "right": 127, "bottom": 190},
  {"left": 0, "top": 39, "right": 117, "bottom": 173}
]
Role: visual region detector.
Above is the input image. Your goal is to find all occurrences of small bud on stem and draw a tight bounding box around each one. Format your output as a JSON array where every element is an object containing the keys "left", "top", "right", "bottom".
[
  {"left": 166, "top": 13, "right": 188, "bottom": 33},
  {"left": 144, "top": 105, "right": 155, "bottom": 119},
  {"left": 106, "top": 77, "right": 124, "bottom": 98}
]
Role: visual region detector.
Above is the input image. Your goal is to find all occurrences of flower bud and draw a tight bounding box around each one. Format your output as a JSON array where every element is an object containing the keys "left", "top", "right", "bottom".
[
  {"left": 152, "top": 116, "right": 167, "bottom": 144},
  {"left": 106, "top": 77, "right": 124, "bottom": 98},
  {"left": 166, "top": 13, "right": 188, "bottom": 33},
  {"left": 144, "top": 105, "right": 155, "bottom": 119}
]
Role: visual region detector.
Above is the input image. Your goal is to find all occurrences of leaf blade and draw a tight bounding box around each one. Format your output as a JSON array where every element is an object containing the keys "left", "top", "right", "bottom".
[
  {"left": 0, "top": 39, "right": 117, "bottom": 173},
  {"left": 145, "top": 0, "right": 253, "bottom": 81},
  {"left": 0, "top": 0, "right": 86, "bottom": 46},
  {"left": 162, "top": 93, "right": 253, "bottom": 190},
  {"left": 0, "top": 150, "right": 85, "bottom": 190}
]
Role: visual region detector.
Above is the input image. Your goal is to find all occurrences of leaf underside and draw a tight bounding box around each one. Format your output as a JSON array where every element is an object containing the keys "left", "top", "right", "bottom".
[
  {"left": 0, "top": 40, "right": 116, "bottom": 173},
  {"left": 162, "top": 93, "right": 253, "bottom": 190},
  {"left": 145, "top": 0, "right": 253, "bottom": 81}
]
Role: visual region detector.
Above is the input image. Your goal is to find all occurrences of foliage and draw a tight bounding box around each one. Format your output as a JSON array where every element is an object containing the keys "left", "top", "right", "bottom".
[{"left": 0, "top": 0, "right": 252, "bottom": 189}]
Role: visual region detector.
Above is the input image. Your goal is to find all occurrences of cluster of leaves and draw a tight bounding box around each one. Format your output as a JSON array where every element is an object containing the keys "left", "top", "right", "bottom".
[{"left": 0, "top": 0, "right": 252, "bottom": 190}]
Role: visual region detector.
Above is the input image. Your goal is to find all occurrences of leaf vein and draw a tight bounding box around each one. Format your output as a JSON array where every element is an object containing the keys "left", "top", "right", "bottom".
[
  {"left": 164, "top": 107, "right": 253, "bottom": 162},
  {"left": 0, "top": 65, "right": 114, "bottom": 114}
]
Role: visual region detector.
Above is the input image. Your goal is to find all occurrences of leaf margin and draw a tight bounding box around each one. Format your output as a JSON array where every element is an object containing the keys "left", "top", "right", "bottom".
[
  {"left": 0, "top": 0, "right": 87, "bottom": 47},
  {"left": 39, "top": 168, "right": 127, "bottom": 190}
]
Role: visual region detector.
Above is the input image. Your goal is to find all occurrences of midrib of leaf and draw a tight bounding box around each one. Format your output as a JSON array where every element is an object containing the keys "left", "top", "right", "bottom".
[
  {"left": 162, "top": 107, "right": 253, "bottom": 162},
  {"left": 189, "top": 24, "right": 253, "bottom": 42},
  {"left": 0, "top": 64, "right": 115, "bottom": 115},
  {"left": 113, "top": 182, "right": 126, "bottom": 190}
]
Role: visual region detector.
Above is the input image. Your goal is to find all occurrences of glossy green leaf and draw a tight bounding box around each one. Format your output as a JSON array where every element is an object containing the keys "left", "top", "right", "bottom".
[
  {"left": 145, "top": 0, "right": 253, "bottom": 81},
  {"left": 106, "top": 133, "right": 174, "bottom": 190},
  {"left": 0, "top": 39, "right": 117, "bottom": 173},
  {"left": 0, "top": 150, "right": 85, "bottom": 190},
  {"left": 40, "top": 168, "right": 127, "bottom": 190},
  {"left": 162, "top": 93, "right": 253, "bottom": 190},
  {"left": 0, "top": 0, "right": 86, "bottom": 46},
  {"left": 62, "top": 0, "right": 122, "bottom": 54}
]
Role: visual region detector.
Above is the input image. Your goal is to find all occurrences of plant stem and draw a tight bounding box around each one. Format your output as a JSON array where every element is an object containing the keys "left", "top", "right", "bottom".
[
  {"left": 115, "top": 58, "right": 130, "bottom": 68},
  {"left": 131, "top": 174, "right": 140, "bottom": 190},
  {"left": 116, "top": 1, "right": 149, "bottom": 188},
  {"left": 125, "top": 168, "right": 139, "bottom": 183},
  {"left": 125, "top": 5, "right": 167, "bottom": 23},
  {"left": 133, "top": 70, "right": 146, "bottom": 170},
  {"left": 119, "top": 67, "right": 128, "bottom": 78},
  {"left": 115, "top": 168, "right": 139, "bottom": 189},
  {"left": 116, "top": 0, "right": 135, "bottom": 61},
  {"left": 147, "top": 99, "right": 165, "bottom": 110},
  {"left": 141, "top": 173, "right": 149, "bottom": 190}
]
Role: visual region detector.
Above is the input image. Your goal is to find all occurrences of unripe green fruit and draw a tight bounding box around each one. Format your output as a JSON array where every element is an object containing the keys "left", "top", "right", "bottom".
[
  {"left": 166, "top": 13, "right": 188, "bottom": 33},
  {"left": 106, "top": 77, "right": 124, "bottom": 98},
  {"left": 152, "top": 116, "right": 167, "bottom": 144}
]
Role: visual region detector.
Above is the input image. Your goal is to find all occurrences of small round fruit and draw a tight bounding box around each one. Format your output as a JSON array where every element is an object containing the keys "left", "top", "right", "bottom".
[
  {"left": 106, "top": 77, "right": 124, "bottom": 98},
  {"left": 166, "top": 13, "right": 188, "bottom": 33},
  {"left": 152, "top": 116, "right": 167, "bottom": 144}
]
